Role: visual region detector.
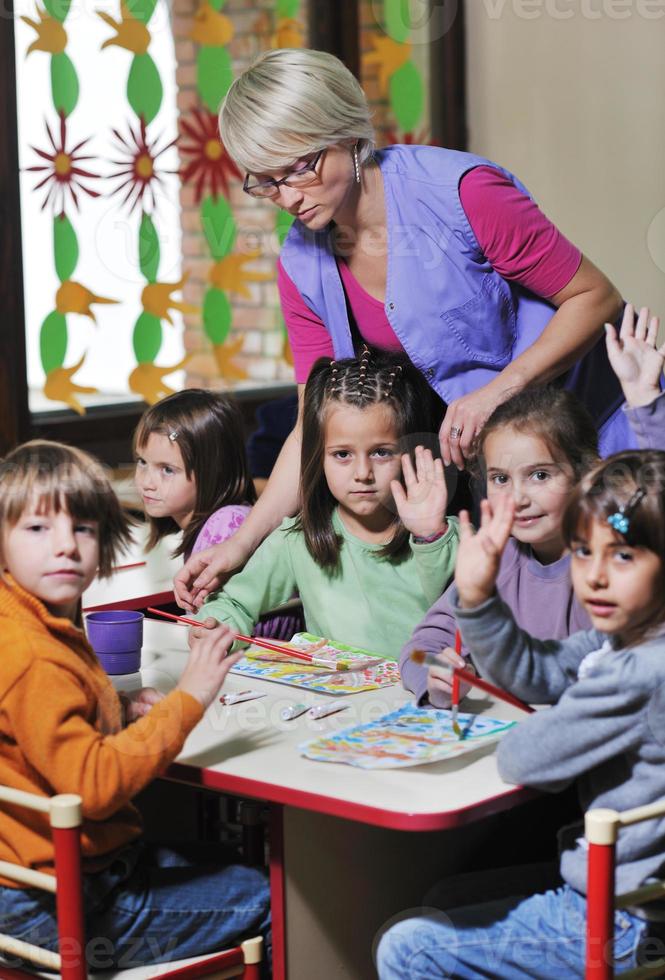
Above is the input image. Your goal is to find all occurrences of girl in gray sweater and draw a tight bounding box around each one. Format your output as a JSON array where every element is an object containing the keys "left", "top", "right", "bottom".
[
  {"left": 378, "top": 449, "right": 665, "bottom": 978},
  {"left": 401, "top": 303, "right": 665, "bottom": 708}
]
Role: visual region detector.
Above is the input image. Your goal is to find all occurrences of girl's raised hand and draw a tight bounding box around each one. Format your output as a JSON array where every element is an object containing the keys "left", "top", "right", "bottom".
[
  {"left": 455, "top": 496, "right": 515, "bottom": 608},
  {"left": 391, "top": 446, "right": 448, "bottom": 540},
  {"left": 605, "top": 303, "right": 665, "bottom": 408}
]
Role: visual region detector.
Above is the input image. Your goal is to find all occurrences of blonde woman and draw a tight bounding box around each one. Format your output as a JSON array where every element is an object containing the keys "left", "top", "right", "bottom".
[{"left": 175, "top": 47, "right": 625, "bottom": 610}]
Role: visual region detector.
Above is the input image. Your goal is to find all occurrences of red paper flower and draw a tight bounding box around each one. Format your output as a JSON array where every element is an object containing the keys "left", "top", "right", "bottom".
[
  {"left": 108, "top": 117, "right": 177, "bottom": 213},
  {"left": 179, "top": 106, "right": 241, "bottom": 204},
  {"left": 27, "top": 111, "right": 100, "bottom": 213}
]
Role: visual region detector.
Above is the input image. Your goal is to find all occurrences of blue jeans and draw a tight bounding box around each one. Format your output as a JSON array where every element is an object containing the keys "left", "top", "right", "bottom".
[
  {"left": 0, "top": 840, "right": 271, "bottom": 973},
  {"left": 376, "top": 884, "right": 653, "bottom": 979}
]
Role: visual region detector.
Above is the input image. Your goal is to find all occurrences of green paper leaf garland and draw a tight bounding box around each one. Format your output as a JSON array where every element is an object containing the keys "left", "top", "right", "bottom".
[
  {"left": 133, "top": 311, "right": 163, "bottom": 363},
  {"left": 139, "top": 213, "right": 160, "bottom": 283},
  {"left": 201, "top": 195, "right": 236, "bottom": 260},
  {"left": 389, "top": 60, "right": 424, "bottom": 133},
  {"left": 127, "top": 54, "right": 163, "bottom": 125},
  {"left": 203, "top": 288, "right": 232, "bottom": 345},
  {"left": 51, "top": 53, "right": 79, "bottom": 118},
  {"left": 43, "top": 0, "right": 71, "bottom": 23},
  {"left": 53, "top": 214, "right": 79, "bottom": 282},
  {"left": 40, "top": 311, "right": 68, "bottom": 374},
  {"left": 125, "top": 0, "right": 159, "bottom": 25},
  {"left": 197, "top": 47, "right": 233, "bottom": 114},
  {"left": 384, "top": 0, "right": 411, "bottom": 44}
]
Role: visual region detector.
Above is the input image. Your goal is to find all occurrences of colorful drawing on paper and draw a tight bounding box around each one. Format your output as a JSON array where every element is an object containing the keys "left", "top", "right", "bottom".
[
  {"left": 299, "top": 704, "right": 517, "bottom": 769},
  {"left": 230, "top": 632, "right": 400, "bottom": 695}
]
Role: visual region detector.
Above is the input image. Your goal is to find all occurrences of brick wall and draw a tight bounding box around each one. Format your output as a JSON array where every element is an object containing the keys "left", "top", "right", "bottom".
[{"left": 174, "top": 0, "right": 301, "bottom": 390}]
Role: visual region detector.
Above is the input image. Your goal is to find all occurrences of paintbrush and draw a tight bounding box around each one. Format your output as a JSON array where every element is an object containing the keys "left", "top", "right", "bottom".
[
  {"left": 409, "top": 648, "right": 534, "bottom": 715},
  {"left": 451, "top": 629, "right": 463, "bottom": 737},
  {"left": 146, "top": 607, "right": 345, "bottom": 667}
]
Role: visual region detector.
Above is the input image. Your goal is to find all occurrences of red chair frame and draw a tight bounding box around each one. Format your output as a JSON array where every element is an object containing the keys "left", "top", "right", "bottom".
[
  {"left": 0, "top": 786, "right": 262, "bottom": 980},
  {"left": 586, "top": 803, "right": 665, "bottom": 979}
]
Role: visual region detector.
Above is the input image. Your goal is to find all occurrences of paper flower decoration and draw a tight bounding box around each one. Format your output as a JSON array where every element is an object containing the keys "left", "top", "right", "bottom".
[
  {"left": 43, "top": 355, "right": 97, "bottom": 415},
  {"left": 189, "top": 3, "right": 234, "bottom": 46},
  {"left": 179, "top": 107, "right": 241, "bottom": 204},
  {"left": 362, "top": 36, "right": 412, "bottom": 96},
  {"left": 21, "top": 7, "right": 67, "bottom": 54},
  {"left": 207, "top": 251, "right": 271, "bottom": 300},
  {"left": 55, "top": 280, "right": 118, "bottom": 320},
  {"left": 128, "top": 356, "right": 192, "bottom": 404},
  {"left": 97, "top": 2, "right": 151, "bottom": 54},
  {"left": 272, "top": 17, "right": 304, "bottom": 48},
  {"left": 27, "top": 113, "right": 99, "bottom": 212},
  {"left": 108, "top": 117, "right": 176, "bottom": 213},
  {"left": 141, "top": 274, "right": 198, "bottom": 324}
]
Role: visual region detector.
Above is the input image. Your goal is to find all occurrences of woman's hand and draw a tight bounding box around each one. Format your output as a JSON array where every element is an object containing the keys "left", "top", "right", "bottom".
[
  {"left": 605, "top": 303, "right": 664, "bottom": 408},
  {"left": 174, "top": 536, "right": 250, "bottom": 611},
  {"left": 455, "top": 495, "right": 515, "bottom": 608},
  {"left": 439, "top": 382, "right": 510, "bottom": 470},
  {"left": 391, "top": 446, "right": 448, "bottom": 539},
  {"left": 427, "top": 646, "right": 472, "bottom": 709},
  {"left": 178, "top": 619, "right": 242, "bottom": 709},
  {"left": 123, "top": 687, "right": 165, "bottom": 723}
]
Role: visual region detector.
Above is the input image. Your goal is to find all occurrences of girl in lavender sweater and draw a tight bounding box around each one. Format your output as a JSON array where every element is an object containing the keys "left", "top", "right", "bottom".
[{"left": 401, "top": 303, "right": 665, "bottom": 707}]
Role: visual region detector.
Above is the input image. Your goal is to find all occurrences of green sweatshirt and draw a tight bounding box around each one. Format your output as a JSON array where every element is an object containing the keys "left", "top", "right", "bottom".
[{"left": 201, "top": 510, "right": 459, "bottom": 661}]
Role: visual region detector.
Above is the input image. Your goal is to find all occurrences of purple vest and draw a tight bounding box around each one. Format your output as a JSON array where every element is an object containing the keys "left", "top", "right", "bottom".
[{"left": 280, "top": 145, "right": 628, "bottom": 451}]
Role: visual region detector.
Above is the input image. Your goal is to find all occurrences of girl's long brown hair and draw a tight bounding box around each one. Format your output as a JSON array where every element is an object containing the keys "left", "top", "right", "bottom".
[
  {"left": 134, "top": 389, "right": 256, "bottom": 559},
  {"left": 298, "top": 352, "right": 440, "bottom": 569}
]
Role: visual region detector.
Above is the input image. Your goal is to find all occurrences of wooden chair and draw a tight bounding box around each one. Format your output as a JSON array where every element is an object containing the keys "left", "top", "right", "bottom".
[
  {"left": 0, "top": 786, "right": 263, "bottom": 980},
  {"left": 586, "top": 803, "right": 665, "bottom": 979}
]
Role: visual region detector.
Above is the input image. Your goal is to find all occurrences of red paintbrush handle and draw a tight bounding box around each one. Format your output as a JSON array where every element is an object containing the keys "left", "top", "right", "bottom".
[
  {"left": 453, "top": 666, "right": 535, "bottom": 714},
  {"left": 451, "top": 672, "right": 460, "bottom": 707},
  {"left": 146, "top": 607, "right": 317, "bottom": 661}
]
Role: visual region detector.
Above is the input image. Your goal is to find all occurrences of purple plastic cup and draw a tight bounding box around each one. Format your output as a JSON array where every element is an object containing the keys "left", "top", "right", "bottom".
[{"left": 86, "top": 610, "right": 143, "bottom": 675}]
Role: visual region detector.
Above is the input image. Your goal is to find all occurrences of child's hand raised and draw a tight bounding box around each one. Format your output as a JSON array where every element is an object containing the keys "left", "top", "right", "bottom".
[
  {"left": 391, "top": 446, "right": 448, "bottom": 540},
  {"left": 605, "top": 303, "right": 664, "bottom": 408},
  {"left": 455, "top": 496, "right": 515, "bottom": 608},
  {"left": 178, "top": 619, "right": 242, "bottom": 709}
]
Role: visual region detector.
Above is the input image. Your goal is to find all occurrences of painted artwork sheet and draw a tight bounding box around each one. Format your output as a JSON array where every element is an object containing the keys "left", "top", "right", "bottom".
[
  {"left": 299, "top": 704, "right": 517, "bottom": 769},
  {"left": 230, "top": 632, "right": 400, "bottom": 694}
]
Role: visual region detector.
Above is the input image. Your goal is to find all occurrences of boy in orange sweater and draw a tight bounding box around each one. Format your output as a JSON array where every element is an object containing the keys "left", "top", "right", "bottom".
[{"left": 0, "top": 440, "right": 270, "bottom": 971}]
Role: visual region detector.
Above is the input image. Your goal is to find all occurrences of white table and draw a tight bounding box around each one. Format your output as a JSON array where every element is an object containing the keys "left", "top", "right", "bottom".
[
  {"left": 83, "top": 529, "right": 181, "bottom": 612},
  {"left": 136, "top": 620, "right": 533, "bottom": 980}
]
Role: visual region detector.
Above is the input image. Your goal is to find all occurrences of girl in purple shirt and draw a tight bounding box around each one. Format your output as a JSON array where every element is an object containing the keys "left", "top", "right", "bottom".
[{"left": 401, "top": 304, "right": 665, "bottom": 706}]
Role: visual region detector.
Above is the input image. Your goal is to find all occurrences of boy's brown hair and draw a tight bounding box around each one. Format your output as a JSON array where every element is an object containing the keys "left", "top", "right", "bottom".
[{"left": 0, "top": 440, "right": 133, "bottom": 578}]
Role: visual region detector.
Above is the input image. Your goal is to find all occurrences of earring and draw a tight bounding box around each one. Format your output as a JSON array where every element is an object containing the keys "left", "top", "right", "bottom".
[{"left": 353, "top": 144, "right": 361, "bottom": 184}]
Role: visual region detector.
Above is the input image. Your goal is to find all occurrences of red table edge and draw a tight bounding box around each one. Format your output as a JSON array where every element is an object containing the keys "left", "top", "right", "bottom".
[
  {"left": 164, "top": 761, "right": 536, "bottom": 832},
  {"left": 83, "top": 590, "right": 175, "bottom": 613}
]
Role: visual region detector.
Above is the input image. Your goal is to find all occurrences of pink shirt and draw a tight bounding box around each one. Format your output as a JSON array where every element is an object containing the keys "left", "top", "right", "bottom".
[{"left": 278, "top": 165, "right": 582, "bottom": 383}]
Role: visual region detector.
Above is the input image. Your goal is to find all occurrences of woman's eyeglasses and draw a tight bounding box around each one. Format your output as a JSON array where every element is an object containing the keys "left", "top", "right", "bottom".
[{"left": 243, "top": 148, "right": 327, "bottom": 199}]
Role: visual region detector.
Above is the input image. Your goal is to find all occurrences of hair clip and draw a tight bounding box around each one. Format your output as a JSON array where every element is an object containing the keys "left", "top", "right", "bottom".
[
  {"left": 168, "top": 429, "right": 179, "bottom": 442},
  {"left": 329, "top": 362, "right": 339, "bottom": 395},
  {"left": 358, "top": 346, "right": 371, "bottom": 390},
  {"left": 607, "top": 487, "right": 646, "bottom": 535}
]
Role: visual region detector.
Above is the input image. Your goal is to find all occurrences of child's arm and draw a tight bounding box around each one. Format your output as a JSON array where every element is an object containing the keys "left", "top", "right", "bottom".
[
  {"left": 399, "top": 583, "right": 464, "bottom": 706},
  {"left": 198, "top": 522, "right": 299, "bottom": 643},
  {"left": 454, "top": 497, "right": 598, "bottom": 702},
  {"left": 497, "top": 656, "right": 647, "bottom": 792},
  {"left": 8, "top": 626, "right": 239, "bottom": 819}
]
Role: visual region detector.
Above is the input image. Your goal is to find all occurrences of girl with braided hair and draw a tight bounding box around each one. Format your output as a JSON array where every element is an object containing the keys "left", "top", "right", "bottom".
[{"left": 196, "top": 352, "right": 459, "bottom": 660}]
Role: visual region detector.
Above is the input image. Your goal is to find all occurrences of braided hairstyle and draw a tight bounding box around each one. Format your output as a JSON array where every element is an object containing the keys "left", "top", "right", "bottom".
[{"left": 298, "top": 349, "right": 439, "bottom": 568}]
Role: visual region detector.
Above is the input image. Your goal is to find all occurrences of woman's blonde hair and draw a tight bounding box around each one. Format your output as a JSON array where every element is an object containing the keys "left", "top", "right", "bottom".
[
  {"left": 219, "top": 48, "right": 375, "bottom": 174},
  {"left": 0, "top": 440, "right": 133, "bottom": 578}
]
